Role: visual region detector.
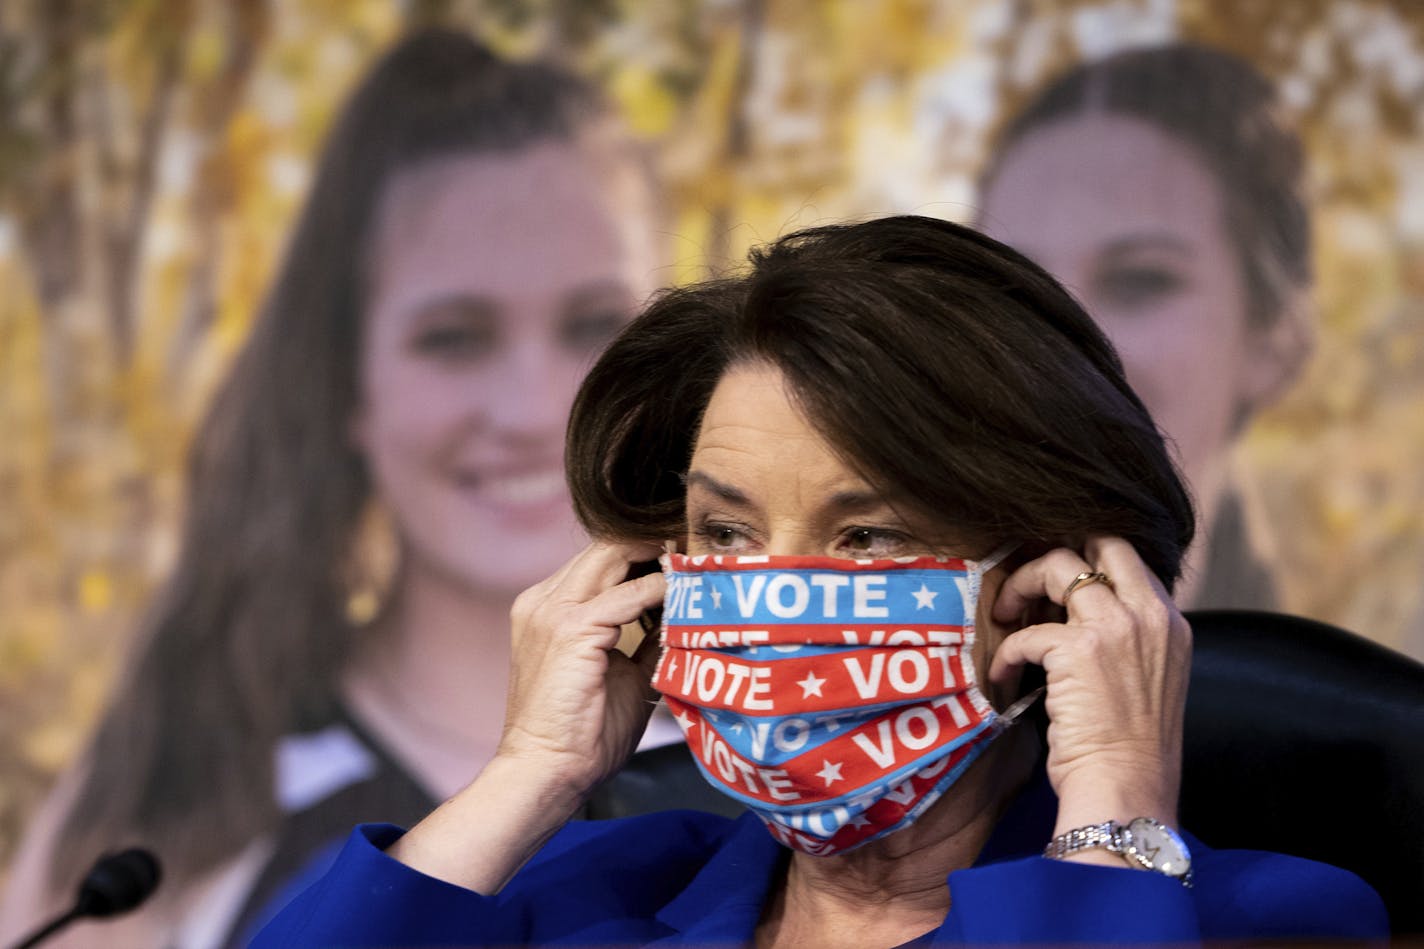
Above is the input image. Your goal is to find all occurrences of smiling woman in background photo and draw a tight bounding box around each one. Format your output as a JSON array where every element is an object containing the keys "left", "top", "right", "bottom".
[
  {"left": 0, "top": 27, "right": 663, "bottom": 949},
  {"left": 976, "top": 42, "right": 1314, "bottom": 610}
]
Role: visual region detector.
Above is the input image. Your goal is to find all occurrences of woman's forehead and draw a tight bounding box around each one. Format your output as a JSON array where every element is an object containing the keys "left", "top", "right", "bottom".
[
  {"left": 687, "top": 364, "right": 985, "bottom": 551},
  {"left": 691, "top": 365, "right": 872, "bottom": 492},
  {"left": 983, "top": 115, "right": 1227, "bottom": 250}
]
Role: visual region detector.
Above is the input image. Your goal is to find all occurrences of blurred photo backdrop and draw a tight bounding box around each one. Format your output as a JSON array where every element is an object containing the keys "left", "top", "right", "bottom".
[{"left": 2, "top": 0, "right": 1421, "bottom": 890}]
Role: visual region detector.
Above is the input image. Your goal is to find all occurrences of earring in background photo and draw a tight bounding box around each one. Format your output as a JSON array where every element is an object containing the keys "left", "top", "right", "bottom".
[{"left": 343, "top": 499, "right": 400, "bottom": 626}]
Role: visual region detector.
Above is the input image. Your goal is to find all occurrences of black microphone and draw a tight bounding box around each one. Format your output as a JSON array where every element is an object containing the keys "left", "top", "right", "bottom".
[{"left": 9, "top": 849, "right": 162, "bottom": 949}]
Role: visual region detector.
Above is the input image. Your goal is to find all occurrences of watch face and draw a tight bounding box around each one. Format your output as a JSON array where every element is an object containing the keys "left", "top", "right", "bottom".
[{"left": 1125, "top": 818, "right": 1192, "bottom": 879}]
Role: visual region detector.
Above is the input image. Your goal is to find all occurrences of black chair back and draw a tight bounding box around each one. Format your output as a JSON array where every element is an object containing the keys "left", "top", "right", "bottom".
[{"left": 1182, "top": 610, "right": 1424, "bottom": 935}]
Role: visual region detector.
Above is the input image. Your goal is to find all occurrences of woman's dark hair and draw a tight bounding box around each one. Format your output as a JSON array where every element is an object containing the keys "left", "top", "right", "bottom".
[
  {"left": 979, "top": 41, "right": 1310, "bottom": 331},
  {"left": 568, "top": 215, "right": 1195, "bottom": 588},
  {"left": 54, "top": 28, "right": 629, "bottom": 888}
]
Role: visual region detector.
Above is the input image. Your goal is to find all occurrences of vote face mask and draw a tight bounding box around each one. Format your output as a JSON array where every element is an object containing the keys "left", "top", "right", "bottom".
[{"left": 653, "top": 547, "right": 1021, "bottom": 856}]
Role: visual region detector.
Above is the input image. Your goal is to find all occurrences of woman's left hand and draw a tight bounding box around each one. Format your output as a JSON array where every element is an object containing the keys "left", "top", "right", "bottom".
[{"left": 988, "top": 536, "right": 1191, "bottom": 835}]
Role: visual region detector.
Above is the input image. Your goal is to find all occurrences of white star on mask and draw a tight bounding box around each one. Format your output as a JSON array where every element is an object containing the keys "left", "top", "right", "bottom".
[
  {"left": 816, "top": 760, "right": 845, "bottom": 786},
  {"left": 912, "top": 583, "right": 938, "bottom": 610},
  {"left": 709, "top": 587, "right": 723, "bottom": 609},
  {"left": 797, "top": 672, "right": 827, "bottom": 698},
  {"left": 674, "top": 710, "right": 695, "bottom": 732}
]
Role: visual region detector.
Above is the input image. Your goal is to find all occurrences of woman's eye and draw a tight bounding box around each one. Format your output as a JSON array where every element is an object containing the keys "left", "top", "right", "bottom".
[
  {"left": 693, "top": 522, "right": 753, "bottom": 552},
  {"left": 1096, "top": 266, "right": 1185, "bottom": 308},
  {"left": 839, "top": 528, "right": 907, "bottom": 557},
  {"left": 410, "top": 323, "right": 497, "bottom": 360}
]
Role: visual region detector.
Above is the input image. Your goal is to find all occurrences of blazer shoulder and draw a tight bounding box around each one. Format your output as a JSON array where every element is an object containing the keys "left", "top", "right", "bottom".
[{"left": 1194, "top": 847, "right": 1389, "bottom": 940}]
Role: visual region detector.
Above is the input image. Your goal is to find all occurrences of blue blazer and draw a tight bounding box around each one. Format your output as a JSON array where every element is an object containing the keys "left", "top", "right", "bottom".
[{"left": 253, "top": 775, "right": 1387, "bottom": 947}]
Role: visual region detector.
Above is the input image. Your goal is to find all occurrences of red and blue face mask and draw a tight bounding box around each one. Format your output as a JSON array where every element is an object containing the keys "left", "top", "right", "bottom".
[{"left": 653, "top": 547, "right": 1021, "bottom": 855}]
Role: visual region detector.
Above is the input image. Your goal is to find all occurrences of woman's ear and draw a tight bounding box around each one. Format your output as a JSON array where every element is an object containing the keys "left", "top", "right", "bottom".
[
  {"left": 1241, "top": 289, "right": 1315, "bottom": 418},
  {"left": 977, "top": 564, "right": 1052, "bottom": 714}
]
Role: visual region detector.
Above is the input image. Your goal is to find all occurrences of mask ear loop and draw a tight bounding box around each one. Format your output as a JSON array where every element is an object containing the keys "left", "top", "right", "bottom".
[
  {"left": 963, "top": 541, "right": 1018, "bottom": 622},
  {"left": 975, "top": 542, "right": 1047, "bottom": 728},
  {"left": 996, "top": 684, "right": 1047, "bottom": 727},
  {"left": 978, "top": 541, "right": 1019, "bottom": 574},
  {"left": 643, "top": 540, "right": 681, "bottom": 639}
]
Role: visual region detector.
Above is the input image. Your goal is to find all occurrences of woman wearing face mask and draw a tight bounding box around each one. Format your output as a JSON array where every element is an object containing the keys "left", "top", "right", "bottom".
[
  {"left": 254, "top": 216, "right": 1385, "bottom": 948},
  {"left": 976, "top": 42, "right": 1313, "bottom": 610},
  {"left": 0, "top": 29, "right": 662, "bottom": 949}
]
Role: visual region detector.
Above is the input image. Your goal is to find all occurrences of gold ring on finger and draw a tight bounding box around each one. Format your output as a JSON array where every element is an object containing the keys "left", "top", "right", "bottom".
[{"left": 1062, "top": 570, "right": 1114, "bottom": 607}]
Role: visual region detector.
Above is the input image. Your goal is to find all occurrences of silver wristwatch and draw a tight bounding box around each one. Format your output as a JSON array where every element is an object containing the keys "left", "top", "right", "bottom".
[{"left": 1044, "top": 817, "right": 1193, "bottom": 886}]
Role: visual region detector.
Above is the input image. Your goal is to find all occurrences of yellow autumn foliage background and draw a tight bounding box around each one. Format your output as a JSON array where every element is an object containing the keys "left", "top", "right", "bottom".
[{"left": 1, "top": 0, "right": 1421, "bottom": 868}]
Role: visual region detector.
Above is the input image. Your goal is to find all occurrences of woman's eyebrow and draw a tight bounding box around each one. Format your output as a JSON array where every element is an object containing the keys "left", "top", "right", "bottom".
[
  {"left": 684, "top": 471, "right": 750, "bottom": 506},
  {"left": 825, "top": 490, "right": 889, "bottom": 513},
  {"left": 407, "top": 292, "right": 498, "bottom": 323},
  {"left": 1101, "top": 232, "right": 1195, "bottom": 259}
]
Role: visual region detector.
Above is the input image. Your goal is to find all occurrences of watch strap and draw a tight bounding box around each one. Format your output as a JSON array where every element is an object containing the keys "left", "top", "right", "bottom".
[{"left": 1043, "top": 820, "right": 1121, "bottom": 860}]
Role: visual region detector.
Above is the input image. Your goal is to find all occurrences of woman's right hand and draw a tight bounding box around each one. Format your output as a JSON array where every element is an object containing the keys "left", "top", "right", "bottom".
[
  {"left": 385, "top": 541, "right": 666, "bottom": 894},
  {"left": 498, "top": 540, "right": 668, "bottom": 801}
]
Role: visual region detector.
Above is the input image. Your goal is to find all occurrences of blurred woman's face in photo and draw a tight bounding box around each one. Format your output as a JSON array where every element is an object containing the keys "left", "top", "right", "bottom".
[
  {"left": 353, "top": 143, "right": 651, "bottom": 594},
  {"left": 980, "top": 114, "right": 1274, "bottom": 513}
]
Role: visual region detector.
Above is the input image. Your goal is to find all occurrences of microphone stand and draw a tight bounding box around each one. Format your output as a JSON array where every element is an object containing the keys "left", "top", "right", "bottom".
[{"left": 9, "top": 909, "right": 81, "bottom": 949}]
